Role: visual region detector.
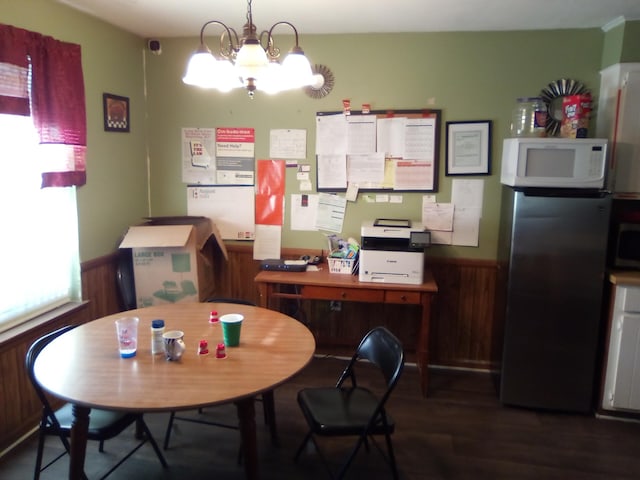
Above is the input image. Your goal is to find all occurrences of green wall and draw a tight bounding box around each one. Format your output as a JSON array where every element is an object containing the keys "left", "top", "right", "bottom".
[
  {"left": 1, "top": 0, "right": 150, "bottom": 261},
  {"left": 601, "top": 20, "right": 640, "bottom": 67},
  {"left": 601, "top": 21, "right": 626, "bottom": 68},
  {"left": 620, "top": 21, "right": 640, "bottom": 62},
  {"left": 145, "top": 29, "right": 603, "bottom": 260},
  {"left": 4, "top": 2, "right": 627, "bottom": 262}
]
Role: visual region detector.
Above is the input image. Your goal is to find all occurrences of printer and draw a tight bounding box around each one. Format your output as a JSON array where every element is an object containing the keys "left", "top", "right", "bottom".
[{"left": 358, "top": 219, "right": 430, "bottom": 285}]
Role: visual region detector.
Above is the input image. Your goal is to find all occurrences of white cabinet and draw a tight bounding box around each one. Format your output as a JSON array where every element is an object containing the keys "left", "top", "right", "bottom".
[
  {"left": 612, "top": 72, "right": 640, "bottom": 195},
  {"left": 597, "top": 63, "right": 640, "bottom": 196},
  {"left": 602, "top": 285, "right": 640, "bottom": 411}
]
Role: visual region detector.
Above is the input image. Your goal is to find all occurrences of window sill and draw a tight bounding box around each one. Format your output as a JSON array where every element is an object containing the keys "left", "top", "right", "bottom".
[{"left": 0, "top": 301, "right": 89, "bottom": 345}]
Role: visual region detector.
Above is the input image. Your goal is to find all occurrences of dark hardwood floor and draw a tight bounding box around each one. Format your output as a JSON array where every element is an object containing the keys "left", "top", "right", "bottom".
[{"left": 2, "top": 355, "right": 640, "bottom": 480}]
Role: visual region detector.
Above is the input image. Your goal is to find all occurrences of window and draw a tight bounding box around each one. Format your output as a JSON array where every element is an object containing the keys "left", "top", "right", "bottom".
[{"left": 0, "top": 113, "right": 81, "bottom": 333}]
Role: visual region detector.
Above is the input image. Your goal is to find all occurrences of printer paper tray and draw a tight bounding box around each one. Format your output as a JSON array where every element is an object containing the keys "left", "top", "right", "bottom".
[{"left": 359, "top": 272, "right": 422, "bottom": 285}]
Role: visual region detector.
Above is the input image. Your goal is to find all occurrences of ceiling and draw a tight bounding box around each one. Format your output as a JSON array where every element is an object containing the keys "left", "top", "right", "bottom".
[{"left": 57, "top": 0, "right": 640, "bottom": 39}]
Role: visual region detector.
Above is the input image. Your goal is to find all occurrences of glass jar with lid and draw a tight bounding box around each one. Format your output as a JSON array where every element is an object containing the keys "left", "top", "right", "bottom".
[{"left": 510, "top": 97, "right": 548, "bottom": 137}]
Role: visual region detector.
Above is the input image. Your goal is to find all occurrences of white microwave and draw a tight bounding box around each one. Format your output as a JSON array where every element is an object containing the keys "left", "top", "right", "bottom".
[{"left": 500, "top": 137, "right": 608, "bottom": 189}]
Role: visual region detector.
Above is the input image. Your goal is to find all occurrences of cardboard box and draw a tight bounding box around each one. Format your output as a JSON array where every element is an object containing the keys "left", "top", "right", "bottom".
[{"left": 119, "top": 216, "right": 227, "bottom": 308}]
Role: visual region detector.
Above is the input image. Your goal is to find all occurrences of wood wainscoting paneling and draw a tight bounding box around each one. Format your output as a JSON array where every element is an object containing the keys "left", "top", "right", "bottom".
[
  {"left": 80, "top": 253, "right": 122, "bottom": 319},
  {"left": 0, "top": 246, "right": 505, "bottom": 455},
  {"left": 429, "top": 257, "right": 503, "bottom": 371}
]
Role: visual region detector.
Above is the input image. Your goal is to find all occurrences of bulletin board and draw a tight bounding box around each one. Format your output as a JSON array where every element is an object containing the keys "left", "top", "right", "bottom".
[{"left": 315, "top": 109, "right": 441, "bottom": 193}]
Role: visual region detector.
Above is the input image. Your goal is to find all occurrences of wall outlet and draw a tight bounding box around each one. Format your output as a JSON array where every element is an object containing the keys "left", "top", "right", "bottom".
[{"left": 329, "top": 301, "right": 342, "bottom": 312}]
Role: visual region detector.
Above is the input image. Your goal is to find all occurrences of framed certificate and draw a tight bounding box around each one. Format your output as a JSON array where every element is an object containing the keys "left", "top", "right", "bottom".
[{"left": 445, "top": 120, "right": 492, "bottom": 176}]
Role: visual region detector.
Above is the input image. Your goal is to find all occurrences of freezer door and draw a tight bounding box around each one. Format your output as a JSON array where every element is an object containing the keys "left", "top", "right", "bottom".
[{"left": 500, "top": 192, "right": 611, "bottom": 412}]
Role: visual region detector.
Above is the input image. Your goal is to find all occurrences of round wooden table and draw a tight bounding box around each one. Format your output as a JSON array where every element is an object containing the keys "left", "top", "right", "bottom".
[{"left": 34, "top": 302, "right": 316, "bottom": 480}]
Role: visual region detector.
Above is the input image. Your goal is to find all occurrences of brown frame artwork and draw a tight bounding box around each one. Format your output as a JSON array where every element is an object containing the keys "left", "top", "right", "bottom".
[{"left": 103, "top": 93, "right": 130, "bottom": 132}]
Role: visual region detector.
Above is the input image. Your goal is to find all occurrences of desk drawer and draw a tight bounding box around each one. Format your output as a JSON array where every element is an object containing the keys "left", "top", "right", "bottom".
[
  {"left": 302, "top": 286, "right": 384, "bottom": 303},
  {"left": 385, "top": 291, "right": 421, "bottom": 304}
]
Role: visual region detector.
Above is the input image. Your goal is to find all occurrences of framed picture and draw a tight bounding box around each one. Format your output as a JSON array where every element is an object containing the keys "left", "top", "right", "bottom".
[
  {"left": 103, "top": 93, "right": 130, "bottom": 132},
  {"left": 445, "top": 120, "right": 492, "bottom": 176}
]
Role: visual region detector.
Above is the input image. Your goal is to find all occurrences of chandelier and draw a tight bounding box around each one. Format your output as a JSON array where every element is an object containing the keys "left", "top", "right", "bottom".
[{"left": 182, "top": 0, "right": 321, "bottom": 98}]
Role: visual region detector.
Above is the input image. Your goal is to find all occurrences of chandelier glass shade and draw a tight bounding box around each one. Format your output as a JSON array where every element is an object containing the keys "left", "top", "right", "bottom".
[{"left": 182, "top": 0, "right": 318, "bottom": 97}]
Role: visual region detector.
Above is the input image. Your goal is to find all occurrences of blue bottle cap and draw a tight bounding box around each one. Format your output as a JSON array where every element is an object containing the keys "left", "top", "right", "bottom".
[{"left": 151, "top": 319, "right": 165, "bottom": 328}]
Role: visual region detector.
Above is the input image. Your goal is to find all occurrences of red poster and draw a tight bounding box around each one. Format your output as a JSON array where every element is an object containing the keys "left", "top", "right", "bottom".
[
  {"left": 256, "top": 158, "right": 285, "bottom": 196},
  {"left": 255, "top": 159, "right": 285, "bottom": 225}
]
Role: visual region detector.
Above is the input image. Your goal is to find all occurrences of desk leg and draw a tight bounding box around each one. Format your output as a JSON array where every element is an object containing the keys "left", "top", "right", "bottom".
[
  {"left": 417, "top": 293, "right": 434, "bottom": 397},
  {"left": 69, "top": 404, "right": 90, "bottom": 480},
  {"left": 235, "top": 397, "right": 258, "bottom": 480},
  {"left": 256, "top": 282, "right": 268, "bottom": 309}
]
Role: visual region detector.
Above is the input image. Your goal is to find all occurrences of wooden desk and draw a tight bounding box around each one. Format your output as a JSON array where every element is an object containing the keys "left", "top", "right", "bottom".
[
  {"left": 254, "top": 267, "right": 438, "bottom": 396},
  {"left": 33, "top": 302, "right": 315, "bottom": 480}
]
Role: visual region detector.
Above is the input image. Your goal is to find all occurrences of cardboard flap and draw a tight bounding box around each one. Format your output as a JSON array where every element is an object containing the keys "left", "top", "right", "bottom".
[
  {"left": 192, "top": 217, "right": 228, "bottom": 262},
  {"left": 119, "top": 225, "right": 193, "bottom": 248},
  {"left": 207, "top": 222, "right": 229, "bottom": 261}
]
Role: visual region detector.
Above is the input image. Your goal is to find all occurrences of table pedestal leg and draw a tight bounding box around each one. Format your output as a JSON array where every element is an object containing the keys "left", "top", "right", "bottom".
[
  {"left": 70, "top": 405, "right": 90, "bottom": 480},
  {"left": 235, "top": 397, "right": 258, "bottom": 480},
  {"left": 261, "top": 390, "right": 278, "bottom": 445}
]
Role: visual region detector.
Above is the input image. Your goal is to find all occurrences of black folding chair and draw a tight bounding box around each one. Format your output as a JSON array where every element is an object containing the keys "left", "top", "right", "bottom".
[
  {"left": 115, "top": 247, "right": 136, "bottom": 311},
  {"left": 163, "top": 298, "right": 278, "bottom": 454},
  {"left": 26, "top": 325, "right": 168, "bottom": 480},
  {"left": 294, "top": 326, "right": 405, "bottom": 479}
]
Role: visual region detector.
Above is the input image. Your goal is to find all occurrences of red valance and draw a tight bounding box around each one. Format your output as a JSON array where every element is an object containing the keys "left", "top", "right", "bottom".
[
  {"left": 0, "top": 24, "right": 87, "bottom": 187},
  {"left": 0, "top": 25, "right": 30, "bottom": 115}
]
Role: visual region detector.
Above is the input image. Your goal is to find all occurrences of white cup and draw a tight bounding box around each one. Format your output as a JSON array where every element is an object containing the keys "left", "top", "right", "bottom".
[{"left": 163, "top": 330, "right": 186, "bottom": 361}]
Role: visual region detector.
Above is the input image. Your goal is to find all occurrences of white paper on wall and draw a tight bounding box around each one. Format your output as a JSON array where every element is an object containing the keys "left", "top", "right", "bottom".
[{"left": 187, "top": 186, "right": 255, "bottom": 240}]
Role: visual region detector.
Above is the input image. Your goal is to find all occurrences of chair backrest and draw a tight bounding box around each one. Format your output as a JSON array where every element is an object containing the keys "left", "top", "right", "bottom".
[
  {"left": 341, "top": 326, "right": 405, "bottom": 393},
  {"left": 26, "top": 325, "right": 77, "bottom": 417},
  {"left": 206, "top": 297, "right": 256, "bottom": 306},
  {"left": 116, "top": 248, "right": 137, "bottom": 311}
]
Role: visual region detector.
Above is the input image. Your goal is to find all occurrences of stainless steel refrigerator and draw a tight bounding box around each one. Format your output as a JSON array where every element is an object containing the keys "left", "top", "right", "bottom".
[{"left": 499, "top": 188, "right": 611, "bottom": 412}]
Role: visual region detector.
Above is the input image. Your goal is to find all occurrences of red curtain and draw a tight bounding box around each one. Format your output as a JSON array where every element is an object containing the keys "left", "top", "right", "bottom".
[
  {"left": 0, "top": 24, "right": 87, "bottom": 187},
  {"left": 0, "top": 26, "right": 30, "bottom": 115}
]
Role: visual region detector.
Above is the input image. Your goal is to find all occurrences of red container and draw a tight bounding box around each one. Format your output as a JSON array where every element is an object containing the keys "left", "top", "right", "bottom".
[{"left": 561, "top": 93, "right": 591, "bottom": 138}]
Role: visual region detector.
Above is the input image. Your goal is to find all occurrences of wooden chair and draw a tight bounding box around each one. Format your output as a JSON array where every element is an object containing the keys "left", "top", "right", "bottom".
[
  {"left": 26, "top": 325, "right": 168, "bottom": 480},
  {"left": 294, "top": 327, "right": 405, "bottom": 479}
]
